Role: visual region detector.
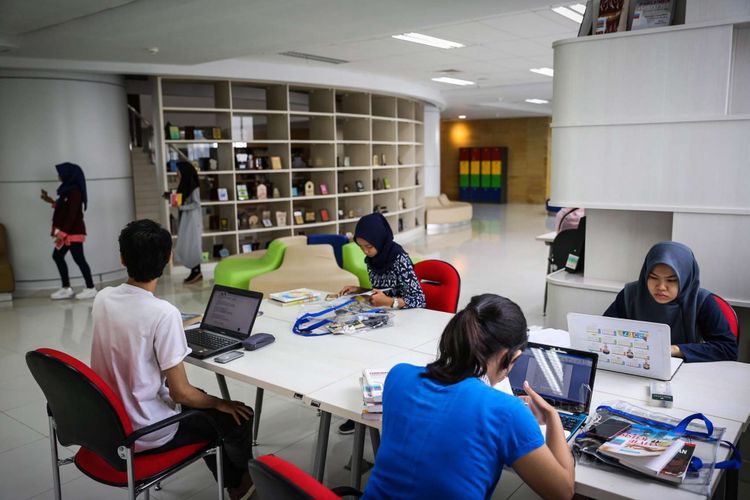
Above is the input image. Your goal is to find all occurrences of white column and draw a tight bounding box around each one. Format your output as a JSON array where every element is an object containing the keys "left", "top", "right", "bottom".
[
  {"left": 422, "top": 103, "right": 441, "bottom": 197},
  {"left": 0, "top": 70, "right": 133, "bottom": 292}
]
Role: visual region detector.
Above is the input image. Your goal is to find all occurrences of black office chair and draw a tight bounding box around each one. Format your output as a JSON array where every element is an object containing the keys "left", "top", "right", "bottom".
[{"left": 544, "top": 217, "right": 586, "bottom": 315}]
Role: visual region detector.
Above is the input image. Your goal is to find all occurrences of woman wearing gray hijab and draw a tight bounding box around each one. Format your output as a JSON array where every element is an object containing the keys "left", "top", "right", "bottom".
[{"left": 603, "top": 241, "right": 737, "bottom": 362}]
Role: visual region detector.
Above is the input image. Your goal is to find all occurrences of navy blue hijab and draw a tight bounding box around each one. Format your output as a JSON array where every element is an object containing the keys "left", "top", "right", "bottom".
[
  {"left": 622, "top": 241, "right": 709, "bottom": 345},
  {"left": 55, "top": 162, "right": 87, "bottom": 210},
  {"left": 354, "top": 213, "right": 405, "bottom": 273}
]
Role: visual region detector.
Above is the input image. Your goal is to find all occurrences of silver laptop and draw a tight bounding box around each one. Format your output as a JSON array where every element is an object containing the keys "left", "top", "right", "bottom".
[
  {"left": 567, "top": 313, "right": 683, "bottom": 381},
  {"left": 186, "top": 285, "right": 263, "bottom": 359}
]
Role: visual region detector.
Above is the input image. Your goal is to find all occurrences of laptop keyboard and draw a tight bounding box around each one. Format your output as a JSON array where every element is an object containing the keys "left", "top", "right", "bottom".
[
  {"left": 560, "top": 413, "right": 582, "bottom": 432},
  {"left": 186, "top": 329, "right": 237, "bottom": 350}
]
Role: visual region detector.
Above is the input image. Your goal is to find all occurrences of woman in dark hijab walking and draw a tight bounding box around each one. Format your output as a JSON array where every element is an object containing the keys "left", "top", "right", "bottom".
[
  {"left": 172, "top": 161, "right": 203, "bottom": 284},
  {"left": 603, "top": 241, "right": 737, "bottom": 362},
  {"left": 40, "top": 162, "right": 97, "bottom": 300}
]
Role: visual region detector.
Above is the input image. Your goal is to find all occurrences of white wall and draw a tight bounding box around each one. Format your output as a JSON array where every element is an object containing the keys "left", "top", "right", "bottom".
[
  {"left": 423, "top": 103, "right": 441, "bottom": 197},
  {"left": 0, "top": 70, "right": 133, "bottom": 291},
  {"left": 686, "top": 0, "right": 750, "bottom": 23}
]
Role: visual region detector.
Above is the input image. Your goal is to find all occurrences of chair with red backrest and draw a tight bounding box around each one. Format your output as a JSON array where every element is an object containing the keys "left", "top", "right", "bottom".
[
  {"left": 25, "top": 348, "right": 225, "bottom": 500},
  {"left": 248, "top": 455, "right": 361, "bottom": 499},
  {"left": 414, "top": 259, "right": 461, "bottom": 313},
  {"left": 712, "top": 294, "right": 740, "bottom": 341}
]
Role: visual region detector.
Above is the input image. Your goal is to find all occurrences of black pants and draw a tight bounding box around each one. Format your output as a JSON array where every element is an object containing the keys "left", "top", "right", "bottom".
[
  {"left": 144, "top": 406, "right": 253, "bottom": 488},
  {"left": 52, "top": 242, "right": 94, "bottom": 288}
]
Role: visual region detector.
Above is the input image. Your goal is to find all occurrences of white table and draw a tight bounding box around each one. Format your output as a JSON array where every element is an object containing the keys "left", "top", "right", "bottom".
[{"left": 186, "top": 311, "right": 749, "bottom": 498}]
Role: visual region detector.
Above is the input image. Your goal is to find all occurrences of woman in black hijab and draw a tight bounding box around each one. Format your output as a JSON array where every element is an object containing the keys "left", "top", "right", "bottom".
[
  {"left": 172, "top": 161, "right": 203, "bottom": 283},
  {"left": 604, "top": 241, "right": 737, "bottom": 362},
  {"left": 337, "top": 213, "right": 425, "bottom": 435},
  {"left": 339, "top": 212, "right": 425, "bottom": 310},
  {"left": 40, "top": 162, "right": 97, "bottom": 300}
]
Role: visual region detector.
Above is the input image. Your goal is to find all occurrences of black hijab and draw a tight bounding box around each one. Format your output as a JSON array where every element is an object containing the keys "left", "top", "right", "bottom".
[
  {"left": 354, "top": 213, "right": 405, "bottom": 273},
  {"left": 176, "top": 161, "right": 200, "bottom": 199},
  {"left": 55, "top": 162, "right": 87, "bottom": 210},
  {"left": 622, "top": 241, "right": 709, "bottom": 345}
]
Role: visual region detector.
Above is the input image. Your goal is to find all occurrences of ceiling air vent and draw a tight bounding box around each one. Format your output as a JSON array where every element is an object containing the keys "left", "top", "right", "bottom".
[{"left": 279, "top": 51, "right": 349, "bottom": 65}]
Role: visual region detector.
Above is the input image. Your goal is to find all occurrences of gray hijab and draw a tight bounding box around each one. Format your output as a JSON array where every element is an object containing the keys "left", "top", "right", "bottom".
[{"left": 622, "top": 241, "right": 709, "bottom": 345}]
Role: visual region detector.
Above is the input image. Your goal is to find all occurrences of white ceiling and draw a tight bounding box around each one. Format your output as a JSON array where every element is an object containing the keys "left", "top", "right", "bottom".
[{"left": 0, "top": 0, "right": 582, "bottom": 119}]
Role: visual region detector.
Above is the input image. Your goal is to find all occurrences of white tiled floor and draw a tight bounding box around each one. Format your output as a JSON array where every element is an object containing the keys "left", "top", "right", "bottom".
[
  {"left": 4, "top": 204, "right": 744, "bottom": 499},
  {"left": 0, "top": 203, "right": 549, "bottom": 499}
]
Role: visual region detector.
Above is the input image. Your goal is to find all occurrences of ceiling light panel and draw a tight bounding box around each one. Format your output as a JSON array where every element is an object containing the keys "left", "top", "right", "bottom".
[
  {"left": 552, "top": 6, "right": 584, "bottom": 24},
  {"left": 529, "top": 67, "right": 554, "bottom": 77},
  {"left": 525, "top": 98, "right": 549, "bottom": 104},
  {"left": 568, "top": 4, "right": 587, "bottom": 15},
  {"left": 392, "top": 32, "right": 465, "bottom": 49},
  {"left": 431, "top": 77, "right": 475, "bottom": 86}
]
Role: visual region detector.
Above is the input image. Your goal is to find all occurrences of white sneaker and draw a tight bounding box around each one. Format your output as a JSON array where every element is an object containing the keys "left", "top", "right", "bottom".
[
  {"left": 75, "top": 287, "right": 98, "bottom": 300},
  {"left": 51, "top": 287, "right": 74, "bottom": 300}
]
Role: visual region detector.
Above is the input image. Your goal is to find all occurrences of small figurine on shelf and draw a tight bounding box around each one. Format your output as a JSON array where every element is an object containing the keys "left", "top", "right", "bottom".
[
  {"left": 272, "top": 187, "right": 281, "bottom": 199},
  {"left": 292, "top": 155, "right": 307, "bottom": 169},
  {"left": 276, "top": 211, "right": 287, "bottom": 227},
  {"left": 304, "top": 180, "right": 315, "bottom": 197},
  {"left": 398, "top": 197, "right": 405, "bottom": 210},
  {"left": 383, "top": 178, "right": 391, "bottom": 189},
  {"left": 355, "top": 180, "right": 365, "bottom": 192},
  {"left": 220, "top": 218, "right": 229, "bottom": 231},
  {"left": 257, "top": 184, "right": 267, "bottom": 200},
  {"left": 248, "top": 215, "right": 260, "bottom": 228},
  {"left": 381, "top": 153, "right": 387, "bottom": 165}
]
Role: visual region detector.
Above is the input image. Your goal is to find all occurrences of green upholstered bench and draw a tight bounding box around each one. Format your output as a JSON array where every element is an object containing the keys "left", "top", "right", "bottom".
[
  {"left": 341, "top": 242, "right": 423, "bottom": 289},
  {"left": 214, "top": 236, "right": 306, "bottom": 290}
]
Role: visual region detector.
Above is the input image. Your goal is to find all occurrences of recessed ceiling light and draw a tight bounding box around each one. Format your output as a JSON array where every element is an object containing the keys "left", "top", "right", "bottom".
[
  {"left": 392, "top": 32, "right": 464, "bottom": 49},
  {"left": 552, "top": 5, "right": 584, "bottom": 23},
  {"left": 568, "top": 3, "right": 587, "bottom": 15},
  {"left": 525, "top": 98, "right": 549, "bottom": 104},
  {"left": 146, "top": 47, "right": 159, "bottom": 54},
  {"left": 458, "top": 115, "right": 467, "bottom": 119},
  {"left": 431, "top": 77, "right": 475, "bottom": 86},
  {"left": 530, "top": 67, "right": 554, "bottom": 77}
]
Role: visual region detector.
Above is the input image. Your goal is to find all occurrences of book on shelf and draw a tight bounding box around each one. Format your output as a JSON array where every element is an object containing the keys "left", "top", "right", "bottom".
[
  {"left": 269, "top": 288, "right": 321, "bottom": 306},
  {"left": 271, "top": 156, "right": 283, "bottom": 169},
  {"left": 236, "top": 184, "right": 249, "bottom": 201},
  {"left": 598, "top": 423, "right": 681, "bottom": 458},
  {"left": 595, "top": 0, "right": 629, "bottom": 34},
  {"left": 630, "top": 0, "right": 675, "bottom": 30}
]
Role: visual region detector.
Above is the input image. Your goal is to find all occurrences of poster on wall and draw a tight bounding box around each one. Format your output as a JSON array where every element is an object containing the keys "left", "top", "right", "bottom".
[{"left": 458, "top": 146, "right": 507, "bottom": 204}]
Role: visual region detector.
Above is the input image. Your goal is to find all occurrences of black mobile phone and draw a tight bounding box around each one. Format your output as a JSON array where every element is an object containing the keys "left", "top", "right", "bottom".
[{"left": 587, "top": 418, "right": 631, "bottom": 440}]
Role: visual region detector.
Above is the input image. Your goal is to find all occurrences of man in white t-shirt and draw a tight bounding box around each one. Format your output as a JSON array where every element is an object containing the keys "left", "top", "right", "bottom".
[{"left": 91, "top": 219, "right": 254, "bottom": 500}]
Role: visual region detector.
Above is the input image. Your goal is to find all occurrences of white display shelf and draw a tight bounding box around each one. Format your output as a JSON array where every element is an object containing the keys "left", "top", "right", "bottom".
[{"left": 155, "top": 76, "right": 426, "bottom": 259}]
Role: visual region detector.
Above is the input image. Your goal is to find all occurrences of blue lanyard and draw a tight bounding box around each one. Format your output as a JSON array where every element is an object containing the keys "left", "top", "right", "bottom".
[
  {"left": 592, "top": 405, "right": 742, "bottom": 471},
  {"left": 292, "top": 298, "right": 356, "bottom": 336}
]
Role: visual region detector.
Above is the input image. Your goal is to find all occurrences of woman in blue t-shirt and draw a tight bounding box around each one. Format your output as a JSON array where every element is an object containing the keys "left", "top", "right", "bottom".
[{"left": 363, "top": 294, "right": 575, "bottom": 500}]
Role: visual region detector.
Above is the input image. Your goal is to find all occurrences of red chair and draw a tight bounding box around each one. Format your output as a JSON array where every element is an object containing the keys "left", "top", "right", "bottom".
[
  {"left": 25, "top": 348, "right": 224, "bottom": 500},
  {"left": 414, "top": 259, "right": 461, "bottom": 313},
  {"left": 713, "top": 294, "right": 740, "bottom": 341},
  {"left": 248, "top": 455, "right": 361, "bottom": 499}
]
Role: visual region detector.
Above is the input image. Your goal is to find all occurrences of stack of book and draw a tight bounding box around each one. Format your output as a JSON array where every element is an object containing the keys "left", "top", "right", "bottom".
[
  {"left": 268, "top": 288, "right": 321, "bottom": 307},
  {"left": 360, "top": 368, "right": 388, "bottom": 421},
  {"left": 598, "top": 423, "right": 696, "bottom": 483}
]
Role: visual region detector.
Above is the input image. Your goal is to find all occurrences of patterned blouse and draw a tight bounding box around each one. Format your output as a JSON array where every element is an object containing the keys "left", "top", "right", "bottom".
[{"left": 368, "top": 253, "right": 426, "bottom": 309}]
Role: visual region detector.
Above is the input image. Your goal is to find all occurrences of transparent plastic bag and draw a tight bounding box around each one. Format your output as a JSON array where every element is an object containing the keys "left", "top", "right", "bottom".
[
  {"left": 573, "top": 400, "right": 739, "bottom": 497},
  {"left": 292, "top": 296, "right": 393, "bottom": 336}
]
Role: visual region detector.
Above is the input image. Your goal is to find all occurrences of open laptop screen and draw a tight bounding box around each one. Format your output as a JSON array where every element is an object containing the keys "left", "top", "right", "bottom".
[
  {"left": 508, "top": 343, "right": 597, "bottom": 414},
  {"left": 201, "top": 286, "right": 262, "bottom": 339}
]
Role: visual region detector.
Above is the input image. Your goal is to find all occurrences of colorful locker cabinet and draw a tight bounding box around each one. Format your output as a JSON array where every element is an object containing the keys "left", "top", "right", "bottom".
[{"left": 458, "top": 147, "right": 507, "bottom": 203}]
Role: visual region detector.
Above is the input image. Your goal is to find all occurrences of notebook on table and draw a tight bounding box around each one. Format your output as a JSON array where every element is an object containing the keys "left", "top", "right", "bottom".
[
  {"left": 508, "top": 342, "right": 598, "bottom": 441},
  {"left": 185, "top": 285, "right": 263, "bottom": 359},
  {"left": 567, "top": 313, "right": 682, "bottom": 381}
]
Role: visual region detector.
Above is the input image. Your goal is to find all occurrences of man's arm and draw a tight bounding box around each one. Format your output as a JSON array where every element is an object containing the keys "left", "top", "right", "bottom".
[{"left": 164, "top": 362, "right": 252, "bottom": 425}]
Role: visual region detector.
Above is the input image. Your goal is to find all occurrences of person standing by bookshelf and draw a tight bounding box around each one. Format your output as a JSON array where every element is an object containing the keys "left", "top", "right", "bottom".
[
  {"left": 171, "top": 161, "right": 203, "bottom": 284},
  {"left": 337, "top": 212, "right": 425, "bottom": 434},
  {"left": 40, "top": 162, "right": 97, "bottom": 300}
]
